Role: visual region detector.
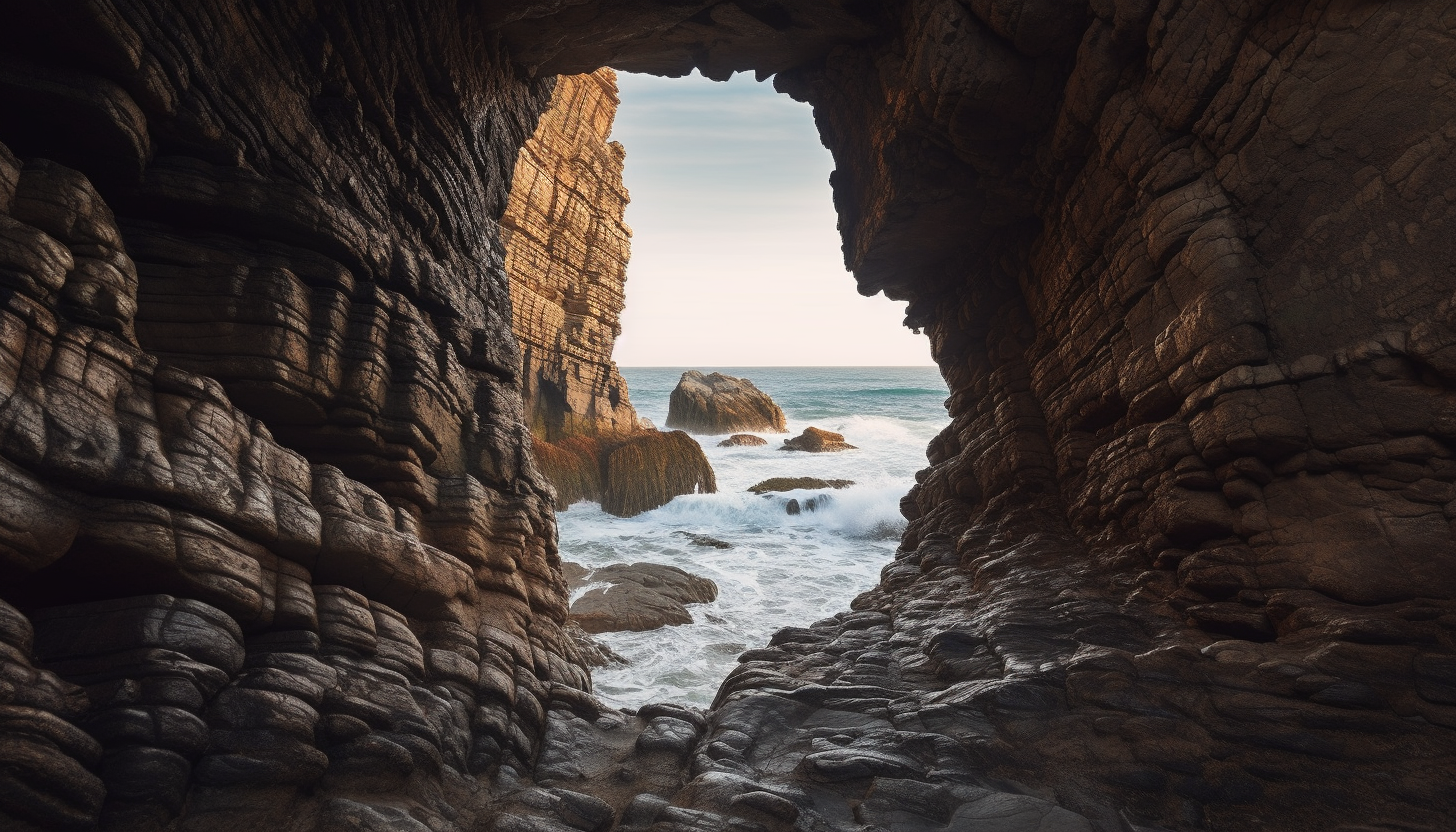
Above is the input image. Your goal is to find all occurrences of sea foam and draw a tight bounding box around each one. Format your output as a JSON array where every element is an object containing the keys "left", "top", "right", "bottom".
[{"left": 557, "top": 367, "right": 948, "bottom": 707}]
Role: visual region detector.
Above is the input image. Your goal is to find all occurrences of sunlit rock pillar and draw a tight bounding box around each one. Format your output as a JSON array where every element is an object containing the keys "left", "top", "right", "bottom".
[{"left": 502, "top": 69, "right": 715, "bottom": 515}]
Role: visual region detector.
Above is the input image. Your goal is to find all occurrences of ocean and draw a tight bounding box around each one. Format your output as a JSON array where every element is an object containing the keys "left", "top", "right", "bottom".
[{"left": 556, "top": 366, "right": 950, "bottom": 708}]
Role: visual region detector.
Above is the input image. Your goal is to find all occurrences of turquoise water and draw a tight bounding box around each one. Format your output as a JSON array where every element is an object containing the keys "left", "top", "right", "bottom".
[{"left": 556, "top": 367, "right": 950, "bottom": 707}]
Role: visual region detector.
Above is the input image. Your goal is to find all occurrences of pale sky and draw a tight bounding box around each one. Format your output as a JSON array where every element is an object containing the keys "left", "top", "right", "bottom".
[{"left": 609, "top": 71, "right": 935, "bottom": 367}]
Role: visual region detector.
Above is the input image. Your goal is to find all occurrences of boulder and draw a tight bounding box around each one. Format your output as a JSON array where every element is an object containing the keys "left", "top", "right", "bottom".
[
  {"left": 602, "top": 431, "right": 717, "bottom": 517},
  {"left": 562, "top": 621, "right": 628, "bottom": 668},
  {"left": 666, "top": 372, "right": 787, "bottom": 434},
  {"left": 784, "top": 496, "right": 831, "bottom": 515},
  {"left": 718, "top": 434, "right": 768, "bottom": 447},
  {"left": 566, "top": 563, "right": 718, "bottom": 634},
  {"left": 748, "top": 477, "right": 855, "bottom": 494},
  {"left": 780, "top": 427, "right": 857, "bottom": 453},
  {"left": 534, "top": 430, "right": 717, "bottom": 517}
]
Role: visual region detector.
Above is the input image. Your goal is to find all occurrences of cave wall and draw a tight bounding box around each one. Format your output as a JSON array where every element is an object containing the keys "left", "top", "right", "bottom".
[
  {"left": 0, "top": 1, "right": 1454, "bottom": 831},
  {"left": 0, "top": 3, "right": 591, "bottom": 830}
]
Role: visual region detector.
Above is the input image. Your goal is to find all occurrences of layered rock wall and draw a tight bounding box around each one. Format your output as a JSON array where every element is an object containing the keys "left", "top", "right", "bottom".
[
  {"left": 502, "top": 68, "right": 716, "bottom": 516},
  {"left": 503, "top": 69, "right": 639, "bottom": 442},
  {"left": 494, "top": 2, "right": 1456, "bottom": 829},
  {"left": 0, "top": 4, "right": 588, "bottom": 830}
]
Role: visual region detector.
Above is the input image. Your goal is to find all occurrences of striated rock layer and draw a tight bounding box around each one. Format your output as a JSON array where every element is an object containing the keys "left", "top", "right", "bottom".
[
  {"left": 0, "top": 5, "right": 583, "bottom": 831},
  {"left": 503, "top": 69, "right": 716, "bottom": 517},
  {"left": 503, "top": 70, "right": 639, "bottom": 441},
  {"left": 0, "top": 2, "right": 1454, "bottom": 832}
]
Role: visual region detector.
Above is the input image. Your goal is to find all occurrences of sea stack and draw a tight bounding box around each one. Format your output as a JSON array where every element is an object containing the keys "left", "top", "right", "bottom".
[
  {"left": 666, "top": 371, "right": 788, "bottom": 434},
  {"left": 502, "top": 71, "right": 714, "bottom": 516}
]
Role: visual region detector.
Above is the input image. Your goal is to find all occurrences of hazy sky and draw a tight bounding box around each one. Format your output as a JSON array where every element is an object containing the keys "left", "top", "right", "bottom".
[{"left": 608, "top": 71, "right": 935, "bottom": 367}]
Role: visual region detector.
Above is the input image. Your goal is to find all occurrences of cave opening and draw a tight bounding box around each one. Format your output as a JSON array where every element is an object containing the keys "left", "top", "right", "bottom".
[{"left": 530, "top": 69, "right": 950, "bottom": 707}]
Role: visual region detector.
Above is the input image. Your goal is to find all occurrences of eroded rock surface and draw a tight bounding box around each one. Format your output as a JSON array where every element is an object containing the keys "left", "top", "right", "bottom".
[
  {"left": 0, "top": 1, "right": 1454, "bottom": 831},
  {"left": 667, "top": 371, "right": 788, "bottom": 435},
  {"left": 780, "top": 427, "right": 857, "bottom": 453},
  {"left": 718, "top": 434, "right": 768, "bottom": 447},
  {"left": 504, "top": 70, "right": 639, "bottom": 442},
  {"left": 503, "top": 69, "right": 715, "bottom": 517}
]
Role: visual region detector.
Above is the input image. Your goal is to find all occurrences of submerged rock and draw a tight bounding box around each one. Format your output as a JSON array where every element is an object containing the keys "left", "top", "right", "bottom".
[
  {"left": 673, "top": 531, "right": 733, "bottom": 549},
  {"left": 567, "top": 563, "right": 718, "bottom": 634},
  {"left": 718, "top": 433, "right": 768, "bottom": 447},
  {"left": 780, "top": 427, "right": 857, "bottom": 453},
  {"left": 667, "top": 371, "right": 787, "bottom": 434},
  {"left": 748, "top": 477, "right": 855, "bottom": 493}
]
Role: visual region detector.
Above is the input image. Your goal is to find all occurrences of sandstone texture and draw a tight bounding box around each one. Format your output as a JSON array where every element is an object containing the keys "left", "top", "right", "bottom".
[
  {"left": 666, "top": 371, "right": 788, "bottom": 434},
  {"left": 780, "top": 427, "right": 857, "bottom": 453},
  {"left": 718, "top": 433, "right": 769, "bottom": 447},
  {"left": 504, "top": 70, "right": 716, "bottom": 517},
  {"left": 565, "top": 563, "right": 719, "bottom": 634},
  {"left": 748, "top": 477, "right": 855, "bottom": 493},
  {"left": 0, "top": 2, "right": 1454, "bottom": 832},
  {"left": 503, "top": 70, "right": 638, "bottom": 441}
]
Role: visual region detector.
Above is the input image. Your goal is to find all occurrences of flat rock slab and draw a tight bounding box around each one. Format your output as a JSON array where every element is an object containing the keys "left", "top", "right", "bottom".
[
  {"left": 748, "top": 477, "right": 855, "bottom": 493},
  {"left": 566, "top": 562, "right": 718, "bottom": 634}
]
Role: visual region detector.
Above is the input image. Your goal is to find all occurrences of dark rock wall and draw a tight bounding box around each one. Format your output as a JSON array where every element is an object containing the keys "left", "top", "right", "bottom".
[
  {"left": 0, "top": 3, "right": 591, "bottom": 830},
  {"left": 760, "top": 1, "right": 1456, "bottom": 828},
  {"left": 0, "top": 1, "right": 1454, "bottom": 831},
  {"left": 499, "top": 1, "right": 1456, "bottom": 828}
]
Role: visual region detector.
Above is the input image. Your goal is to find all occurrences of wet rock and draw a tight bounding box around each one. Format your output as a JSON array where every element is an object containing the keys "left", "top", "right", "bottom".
[
  {"left": 568, "top": 564, "right": 718, "bottom": 634},
  {"left": 783, "top": 495, "right": 833, "bottom": 515},
  {"left": 666, "top": 371, "right": 788, "bottom": 434},
  {"left": 635, "top": 715, "right": 698, "bottom": 755},
  {"left": 537, "top": 431, "right": 717, "bottom": 517},
  {"left": 780, "top": 427, "right": 857, "bottom": 453},
  {"left": 673, "top": 531, "right": 732, "bottom": 549},
  {"left": 747, "top": 477, "right": 855, "bottom": 493},
  {"left": 562, "top": 622, "right": 628, "bottom": 669},
  {"left": 718, "top": 434, "right": 768, "bottom": 447}
]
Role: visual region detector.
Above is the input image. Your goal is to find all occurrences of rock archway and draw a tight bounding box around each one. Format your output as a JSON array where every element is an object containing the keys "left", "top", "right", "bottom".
[{"left": 0, "top": 2, "right": 1453, "bottom": 830}]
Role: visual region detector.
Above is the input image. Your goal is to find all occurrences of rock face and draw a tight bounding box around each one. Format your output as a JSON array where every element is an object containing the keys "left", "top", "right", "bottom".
[
  {"left": 717, "top": 433, "right": 768, "bottom": 447},
  {"left": 504, "top": 70, "right": 715, "bottom": 517},
  {"left": 565, "top": 563, "right": 719, "bottom": 634},
  {"left": 781, "top": 426, "right": 857, "bottom": 452},
  {"left": 1, "top": 2, "right": 1455, "bottom": 832},
  {"left": 666, "top": 371, "right": 788, "bottom": 434},
  {"left": 503, "top": 70, "right": 638, "bottom": 441}
]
